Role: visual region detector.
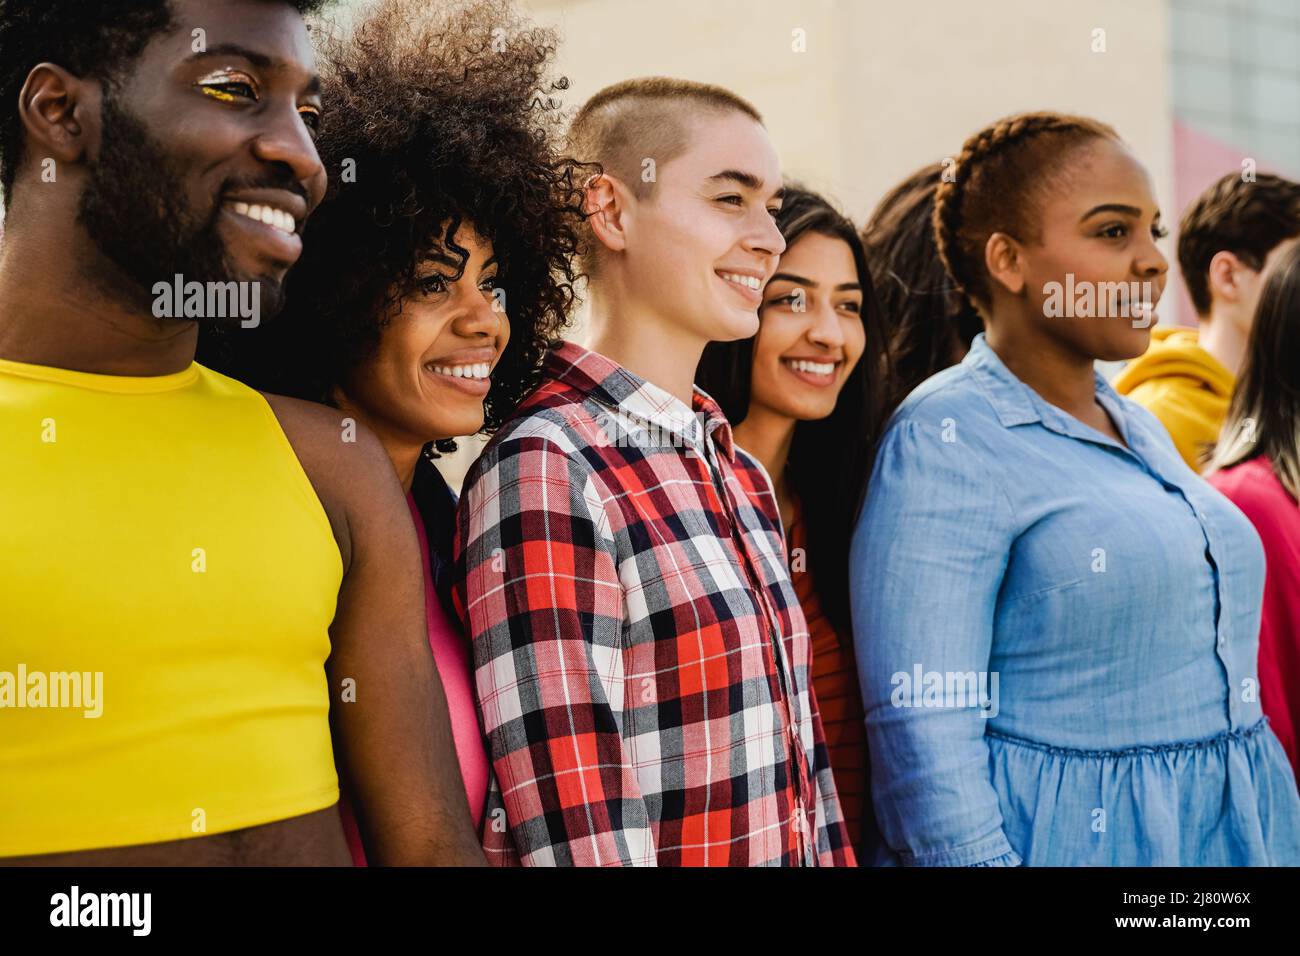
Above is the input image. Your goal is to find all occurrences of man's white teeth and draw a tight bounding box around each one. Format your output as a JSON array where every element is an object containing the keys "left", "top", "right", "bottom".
[
  {"left": 428, "top": 362, "right": 491, "bottom": 380},
  {"left": 229, "top": 201, "right": 296, "bottom": 235},
  {"left": 720, "top": 272, "right": 762, "bottom": 291},
  {"left": 784, "top": 359, "right": 836, "bottom": 376}
]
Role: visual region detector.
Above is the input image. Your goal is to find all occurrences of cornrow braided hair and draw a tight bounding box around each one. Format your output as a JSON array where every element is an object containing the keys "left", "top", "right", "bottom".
[{"left": 932, "top": 111, "right": 1119, "bottom": 309}]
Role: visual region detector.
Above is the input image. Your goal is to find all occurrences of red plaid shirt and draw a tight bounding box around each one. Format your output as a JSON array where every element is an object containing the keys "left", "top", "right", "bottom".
[{"left": 454, "top": 342, "right": 854, "bottom": 866}]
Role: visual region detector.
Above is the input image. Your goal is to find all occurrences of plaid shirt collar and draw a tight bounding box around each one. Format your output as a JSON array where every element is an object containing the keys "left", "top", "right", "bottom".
[{"left": 543, "top": 340, "right": 737, "bottom": 462}]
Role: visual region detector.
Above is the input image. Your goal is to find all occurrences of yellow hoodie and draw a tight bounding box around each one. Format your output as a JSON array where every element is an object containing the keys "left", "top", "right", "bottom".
[{"left": 1113, "top": 327, "right": 1235, "bottom": 470}]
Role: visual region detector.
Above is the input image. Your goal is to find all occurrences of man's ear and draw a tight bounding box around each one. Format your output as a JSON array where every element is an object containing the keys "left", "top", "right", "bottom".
[
  {"left": 584, "top": 172, "right": 631, "bottom": 257},
  {"left": 16, "top": 63, "right": 97, "bottom": 175},
  {"left": 984, "top": 231, "right": 1026, "bottom": 296},
  {"left": 1206, "top": 250, "right": 1246, "bottom": 305}
]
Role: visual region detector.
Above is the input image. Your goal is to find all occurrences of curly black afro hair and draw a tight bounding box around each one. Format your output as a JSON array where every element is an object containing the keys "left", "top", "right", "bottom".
[
  {"left": 199, "top": 0, "right": 591, "bottom": 448},
  {"left": 0, "top": 0, "right": 327, "bottom": 199}
]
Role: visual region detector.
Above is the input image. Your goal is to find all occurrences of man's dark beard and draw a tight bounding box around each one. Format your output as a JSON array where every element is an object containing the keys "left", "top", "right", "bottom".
[{"left": 76, "top": 93, "right": 287, "bottom": 322}]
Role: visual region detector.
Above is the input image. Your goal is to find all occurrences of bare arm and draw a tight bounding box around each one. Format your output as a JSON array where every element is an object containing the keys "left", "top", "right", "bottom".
[{"left": 266, "top": 393, "right": 485, "bottom": 866}]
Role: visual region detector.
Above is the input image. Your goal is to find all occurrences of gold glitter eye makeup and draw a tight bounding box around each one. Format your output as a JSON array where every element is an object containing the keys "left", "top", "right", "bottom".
[{"left": 194, "top": 69, "right": 260, "bottom": 103}]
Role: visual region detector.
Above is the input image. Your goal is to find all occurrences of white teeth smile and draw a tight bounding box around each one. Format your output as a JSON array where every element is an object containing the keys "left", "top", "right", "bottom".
[
  {"left": 427, "top": 362, "right": 492, "bottom": 380},
  {"left": 784, "top": 359, "right": 836, "bottom": 376},
  {"left": 228, "top": 201, "right": 296, "bottom": 236},
  {"left": 719, "top": 271, "right": 762, "bottom": 291}
]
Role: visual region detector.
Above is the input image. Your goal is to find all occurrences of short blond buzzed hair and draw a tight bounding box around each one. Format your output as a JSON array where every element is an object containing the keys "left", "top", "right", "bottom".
[{"left": 568, "top": 76, "right": 764, "bottom": 201}]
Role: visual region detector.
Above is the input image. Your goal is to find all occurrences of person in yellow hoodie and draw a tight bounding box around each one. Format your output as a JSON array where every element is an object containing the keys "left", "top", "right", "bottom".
[{"left": 1116, "top": 172, "right": 1300, "bottom": 469}]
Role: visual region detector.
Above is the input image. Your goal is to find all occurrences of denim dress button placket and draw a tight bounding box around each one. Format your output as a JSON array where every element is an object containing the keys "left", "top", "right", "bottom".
[{"left": 1130, "top": 426, "right": 1238, "bottom": 729}]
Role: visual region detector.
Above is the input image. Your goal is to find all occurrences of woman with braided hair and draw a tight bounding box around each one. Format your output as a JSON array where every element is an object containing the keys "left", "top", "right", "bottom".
[{"left": 850, "top": 111, "right": 1300, "bottom": 866}]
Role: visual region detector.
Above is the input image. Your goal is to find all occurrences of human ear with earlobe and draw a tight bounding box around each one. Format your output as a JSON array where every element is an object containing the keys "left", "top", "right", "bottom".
[
  {"left": 16, "top": 63, "right": 99, "bottom": 179},
  {"left": 1206, "top": 250, "right": 1246, "bottom": 305},
  {"left": 984, "top": 231, "right": 1027, "bottom": 296},
  {"left": 584, "top": 172, "right": 631, "bottom": 256}
]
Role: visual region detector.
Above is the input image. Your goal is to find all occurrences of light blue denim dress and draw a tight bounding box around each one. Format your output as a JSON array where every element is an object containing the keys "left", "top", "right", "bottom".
[{"left": 851, "top": 334, "right": 1300, "bottom": 866}]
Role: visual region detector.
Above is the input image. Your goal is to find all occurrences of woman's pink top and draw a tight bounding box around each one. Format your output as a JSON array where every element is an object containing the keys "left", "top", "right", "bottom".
[
  {"left": 1209, "top": 456, "right": 1300, "bottom": 784},
  {"left": 340, "top": 494, "right": 490, "bottom": 864}
]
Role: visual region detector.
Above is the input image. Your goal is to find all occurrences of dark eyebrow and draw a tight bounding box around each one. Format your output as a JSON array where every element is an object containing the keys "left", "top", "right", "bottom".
[
  {"left": 1080, "top": 203, "right": 1144, "bottom": 221},
  {"left": 770, "top": 271, "right": 814, "bottom": 287},
  {"left": 422, "top": 250, "right": 498, "bottom": 271},
  {"left": 186, "top": 43, "right": 321, "bottom": 94},
  {"left": 768, "top": 273, "right": 862, "bottom": 293},
  {"left": 706, "top": 169, "right": 784, "bottom": 201},
  {"left": 422, "top": 250, "right": 461, "bottom": 268},
  {"left": 186, "top": 42, "right": 276, "bottom": 69}
]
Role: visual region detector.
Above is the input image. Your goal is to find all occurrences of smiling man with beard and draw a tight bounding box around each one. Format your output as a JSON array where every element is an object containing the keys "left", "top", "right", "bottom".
[{"left": 0, "top": 0, "right": 485, "bottom": 866}]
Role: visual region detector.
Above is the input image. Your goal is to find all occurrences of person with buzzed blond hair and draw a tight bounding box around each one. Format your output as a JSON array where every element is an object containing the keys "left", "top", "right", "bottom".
[{"left": 454, "top": 77, "right": 855, "bottom": 866}]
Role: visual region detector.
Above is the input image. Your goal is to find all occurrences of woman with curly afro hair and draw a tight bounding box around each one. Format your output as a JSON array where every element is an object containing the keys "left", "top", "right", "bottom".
[{"left": 199, "top": 0, "right": 589, "bottom": 862}]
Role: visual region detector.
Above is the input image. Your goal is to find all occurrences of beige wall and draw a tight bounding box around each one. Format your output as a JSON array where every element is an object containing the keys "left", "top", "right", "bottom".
[
  {"left": 521, "top": 0, "right": 1173, "bottom": 225},
  {"left": 439, "top": 0, "right": 1176, "bottom": 488}
]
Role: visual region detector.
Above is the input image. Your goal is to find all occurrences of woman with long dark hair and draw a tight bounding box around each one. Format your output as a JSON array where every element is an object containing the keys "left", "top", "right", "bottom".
[
  {"left": 199, "top": 0, "right": 588, "bottom": 862},
  {"left": 1207, "top": 240, "right": 1300, "bottom": 783},
  {"left": 861, "top": 162, "right": 983, "bottom": 417},
  {"left": 696, "top": 184, "right": 890, "bottom": 859}
]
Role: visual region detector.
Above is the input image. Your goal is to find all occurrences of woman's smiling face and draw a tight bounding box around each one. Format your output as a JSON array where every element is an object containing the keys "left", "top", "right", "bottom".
[
  {"left": 339, "top": 224, "right": 511, "bottom": 444},
  {"left": 747, "top": 231, "right": 866, "bottom": 423},
  {"left": 1013, "top": 138, "right": 1170, "bottom": 362}
]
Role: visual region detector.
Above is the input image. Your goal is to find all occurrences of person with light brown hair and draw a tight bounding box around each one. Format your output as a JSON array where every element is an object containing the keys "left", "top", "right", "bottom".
[
  {"left": 851, "top": 111, "right": 1300, "bottom": 865},
  {"left": 454, "top": 77, "right": 855, "bottom": 866},
  {"left": 1206, "top": 240, "right": 1300, "bottom": 784},
  {"left": 1115, "top": 171, "right": 1300, "bottom": 468}
]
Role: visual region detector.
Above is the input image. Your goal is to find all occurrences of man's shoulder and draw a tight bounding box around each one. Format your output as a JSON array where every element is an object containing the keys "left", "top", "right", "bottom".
[
  {"left": 260, "top": 392, "right": 397, "bottom": 533},
  {"left": 261, "top": 390, "right": 351, "bottom": 437},
  {"left": 261, "top": 391, "right": 386, "bottom": 469}
]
